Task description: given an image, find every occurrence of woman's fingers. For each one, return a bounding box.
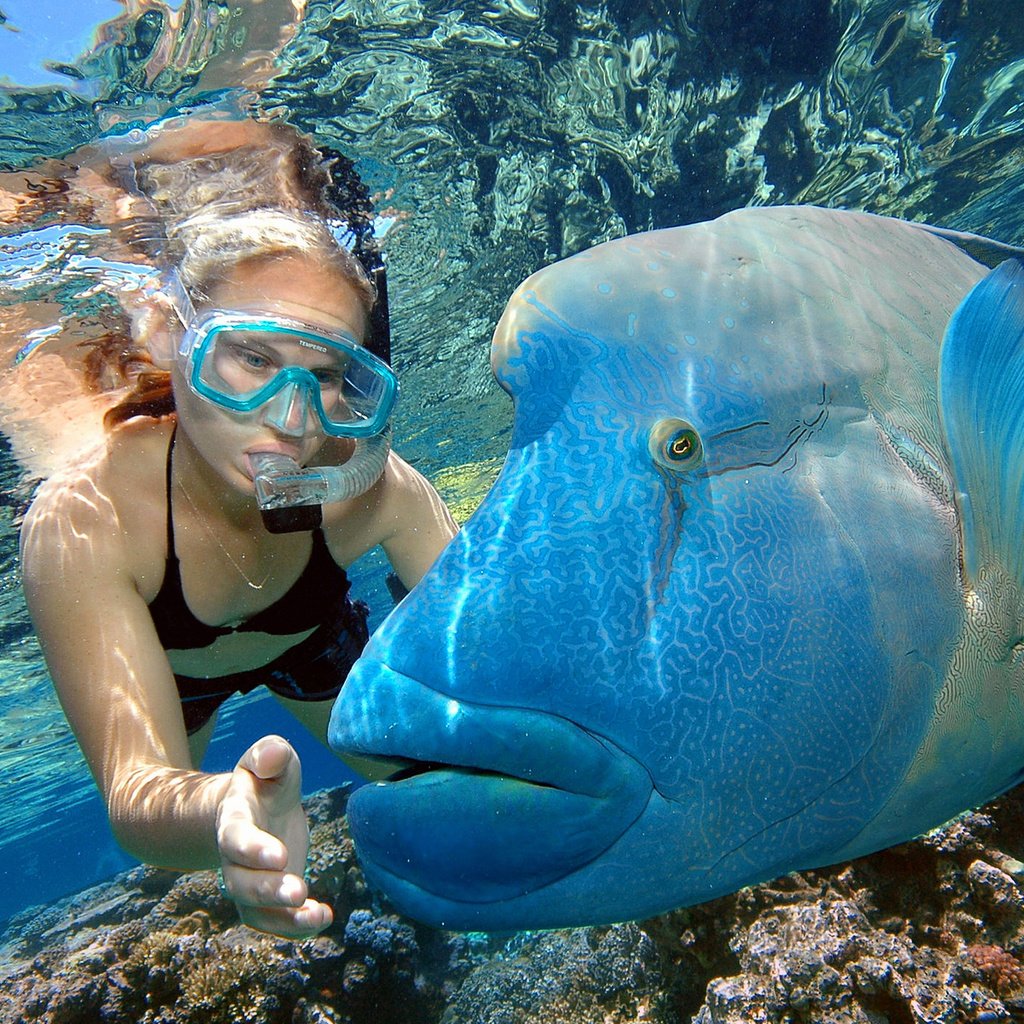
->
[239,733,297,783]
[218,735,307,866]
[221,860,334,938]
[219,860,306,908]
[233,734,303,818]
[237,898,334,940]
[217,810,290,871]
[215,735,330,938]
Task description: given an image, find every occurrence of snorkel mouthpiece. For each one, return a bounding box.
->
[251,429,392,534]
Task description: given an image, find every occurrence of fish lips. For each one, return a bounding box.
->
[329,661,652,917]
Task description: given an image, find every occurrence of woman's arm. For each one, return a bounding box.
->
[20,469,330,937]
[22,470,223,863]
[370,451,459,588]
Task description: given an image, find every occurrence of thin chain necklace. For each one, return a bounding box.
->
[172,441,272,592]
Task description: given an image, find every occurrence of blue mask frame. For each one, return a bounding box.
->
[180,310,398,438]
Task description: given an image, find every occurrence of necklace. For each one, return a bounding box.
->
[173,454,273,592]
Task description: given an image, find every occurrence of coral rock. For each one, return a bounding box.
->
[440,924,671,1024]
[5,785,1024,1023]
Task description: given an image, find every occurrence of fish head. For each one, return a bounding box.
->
[330,215,964,930]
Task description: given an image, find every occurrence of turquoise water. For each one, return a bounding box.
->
[0,0,1022,930]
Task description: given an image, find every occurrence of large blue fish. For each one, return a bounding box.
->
[329,206,1024,931]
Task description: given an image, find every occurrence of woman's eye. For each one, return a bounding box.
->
[313,368,345,388]
[227,344,272,371]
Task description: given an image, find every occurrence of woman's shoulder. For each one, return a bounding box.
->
[104,416,176,484]
[22,418,173,566]
[376,449,451,515]
[30,418,171,501]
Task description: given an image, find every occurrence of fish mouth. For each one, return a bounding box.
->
[329,660,652,914]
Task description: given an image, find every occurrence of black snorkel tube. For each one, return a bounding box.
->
[253,246,394,534]
[359,248,391,366]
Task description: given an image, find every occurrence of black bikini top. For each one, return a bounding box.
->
[148,431,352,651]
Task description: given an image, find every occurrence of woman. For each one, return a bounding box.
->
[19,200,456,939]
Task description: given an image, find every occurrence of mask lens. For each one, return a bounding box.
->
[202,329,285,399]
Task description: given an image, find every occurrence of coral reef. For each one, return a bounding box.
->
[441,924,670,1024]
[5,782,1024,1023]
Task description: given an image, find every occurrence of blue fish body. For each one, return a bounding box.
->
[330,206,1024,931]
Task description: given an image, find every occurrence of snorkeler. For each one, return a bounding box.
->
[17,128,457,939]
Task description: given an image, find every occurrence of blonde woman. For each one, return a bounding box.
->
[20,203,456,939]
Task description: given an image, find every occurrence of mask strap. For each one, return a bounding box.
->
[357,249,391,365]
[161,268,197,349]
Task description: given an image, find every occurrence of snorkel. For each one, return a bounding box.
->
[250,430,391,532]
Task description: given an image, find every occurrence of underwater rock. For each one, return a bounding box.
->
[664,785,1024,1023]
[695,897,964,1023]
[4,782,1024,1022]
[441,924,670,1024]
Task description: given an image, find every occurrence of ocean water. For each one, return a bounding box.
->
[0,0,1021,933]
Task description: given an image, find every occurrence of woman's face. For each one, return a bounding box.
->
[171,253,370,493]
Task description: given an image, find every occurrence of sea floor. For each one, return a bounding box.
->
[1,784,1022,1023]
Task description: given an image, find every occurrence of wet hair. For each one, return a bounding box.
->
[173,206,374,310]
[104,129,380,429]
[122,122,377,256]
[102,363,176,427]
[135,131,333,227]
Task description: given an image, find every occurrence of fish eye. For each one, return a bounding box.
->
[648,417,704,472]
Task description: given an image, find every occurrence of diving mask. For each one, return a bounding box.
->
[173,303,398,532]
[178,309,397,437]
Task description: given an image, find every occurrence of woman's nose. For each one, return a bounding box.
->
[261,381,313,436]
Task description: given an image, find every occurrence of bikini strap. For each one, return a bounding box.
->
[164,425,178,564]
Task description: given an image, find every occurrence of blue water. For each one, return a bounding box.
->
[0,0,1022,932]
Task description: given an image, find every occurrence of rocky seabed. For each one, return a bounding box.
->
[2,786,1023,1024]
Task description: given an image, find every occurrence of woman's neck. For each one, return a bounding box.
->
[171,426,263,532]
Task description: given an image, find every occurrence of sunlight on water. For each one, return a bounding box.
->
[0,0,1021,927]
[0,0,128,90]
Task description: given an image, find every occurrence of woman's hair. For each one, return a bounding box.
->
[104,206,376,429]
[174,206,374,307]
[132,123,344,226]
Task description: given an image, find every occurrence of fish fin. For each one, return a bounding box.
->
[939,258,1024,584]
[920,224,1024,269]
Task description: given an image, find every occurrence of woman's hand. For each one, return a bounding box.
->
[215,735,333,938]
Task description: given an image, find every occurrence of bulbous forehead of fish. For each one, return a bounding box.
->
[490,232,837,424]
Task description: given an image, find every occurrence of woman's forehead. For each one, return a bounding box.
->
[203,255,368,335]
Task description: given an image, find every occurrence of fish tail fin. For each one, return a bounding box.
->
[939,258,1024,585]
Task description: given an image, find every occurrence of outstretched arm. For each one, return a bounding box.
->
[21,466,330,938]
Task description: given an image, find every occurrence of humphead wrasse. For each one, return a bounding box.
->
[330,206,1024,931]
